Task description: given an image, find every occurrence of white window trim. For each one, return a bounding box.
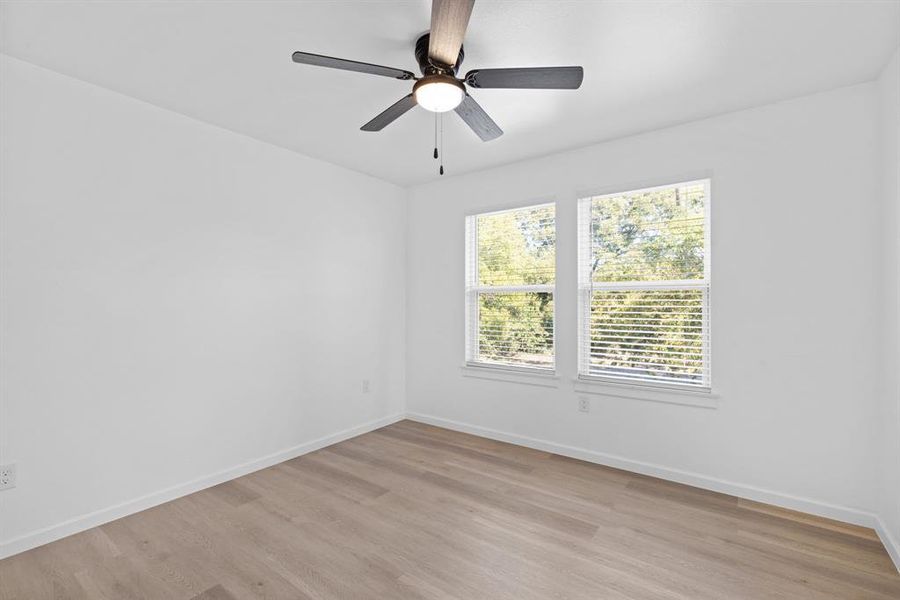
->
[573,376,719,408]
[460,364,561,388]
[577,179,712,392]
[465,202,557,373]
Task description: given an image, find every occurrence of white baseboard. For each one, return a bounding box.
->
[874,516,900,574]
[4,410,899,575]
[405,413,885,534]
[408,412,900,573]
[0,412,404,560]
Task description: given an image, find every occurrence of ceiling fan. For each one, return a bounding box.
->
[291,0,584,145]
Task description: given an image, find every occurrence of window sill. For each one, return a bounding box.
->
[573,376,719,408]
[460,364,560,388]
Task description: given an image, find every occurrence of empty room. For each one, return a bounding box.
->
[1,0,900,598]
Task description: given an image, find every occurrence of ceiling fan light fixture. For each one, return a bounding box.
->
[413,76,465,112]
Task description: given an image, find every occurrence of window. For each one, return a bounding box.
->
[578,180,710,389]
[466,203,555,371]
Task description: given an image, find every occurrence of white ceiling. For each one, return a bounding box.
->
[2,1,898,186]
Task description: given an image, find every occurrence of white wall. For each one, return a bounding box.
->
[0,54,407,556]
[879,47,900,564]
[1,44,896,566]
[406,82,883,524]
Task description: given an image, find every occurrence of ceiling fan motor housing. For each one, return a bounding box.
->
[415,33,464,75]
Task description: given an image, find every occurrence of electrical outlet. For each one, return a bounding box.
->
[578,397,590,413]
[362,379,370,393]
[0,463,16,491]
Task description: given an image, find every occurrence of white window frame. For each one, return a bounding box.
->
[577,179,711,392]
[465,202,557,374]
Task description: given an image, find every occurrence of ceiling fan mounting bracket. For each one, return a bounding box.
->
[415,33,464,76]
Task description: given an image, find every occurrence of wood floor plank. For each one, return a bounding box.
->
[2,420,898,600]
[191,585,239,600]
[736,498,882,541]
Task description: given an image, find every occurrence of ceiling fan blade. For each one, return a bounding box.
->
[465,66,584,89]
[360,94,418,131]
[454,93,502,142]
[292,51,415,80]
[429,0,475,67]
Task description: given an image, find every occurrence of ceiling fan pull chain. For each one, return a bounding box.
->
[439,113,445,175]
[434,112,439,159]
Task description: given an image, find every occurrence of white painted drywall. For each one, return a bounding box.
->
[0,54,407,554]
[406,83,883,522]
[1,44,897,567]
[879,47,900,562]
[4,1,899,186]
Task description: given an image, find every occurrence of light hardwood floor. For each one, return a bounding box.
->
[2,420,898,599]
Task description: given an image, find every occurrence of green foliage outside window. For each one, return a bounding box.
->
[589,184,707,384]
[470,184,707,383]
[476,206,554,367]
[591,185,704,282]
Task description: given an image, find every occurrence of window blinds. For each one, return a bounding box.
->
[466,204,556,370]
[578,181,710,388]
